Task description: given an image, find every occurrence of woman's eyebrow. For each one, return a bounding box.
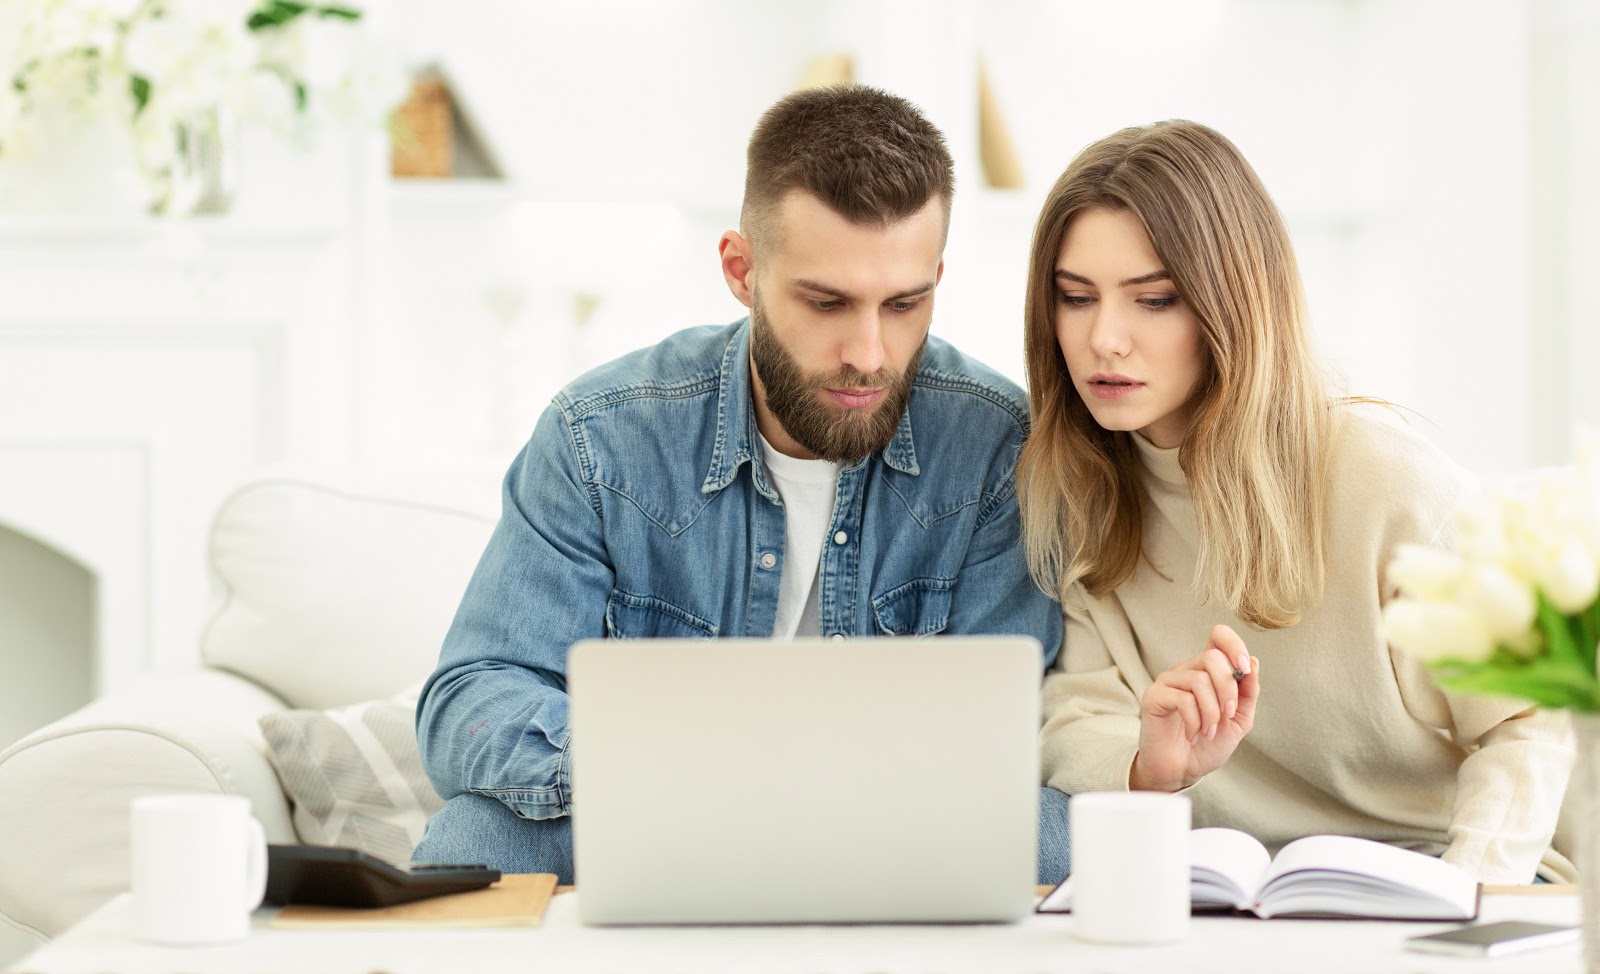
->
[1054,268,1170,287]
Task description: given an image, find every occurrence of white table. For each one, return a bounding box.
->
[7,890,1585,974]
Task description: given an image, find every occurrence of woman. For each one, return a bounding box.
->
[1019,120,1573,883]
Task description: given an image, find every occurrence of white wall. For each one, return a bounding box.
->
[1531,0,1600,466]
[372,0,1587,475]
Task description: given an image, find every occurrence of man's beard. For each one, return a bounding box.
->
[750,294,923,465]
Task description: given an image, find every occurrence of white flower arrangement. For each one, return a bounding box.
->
[1,0,405,208]
[1384,430,1600,710]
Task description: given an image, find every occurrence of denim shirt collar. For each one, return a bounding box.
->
[700,318,920,498]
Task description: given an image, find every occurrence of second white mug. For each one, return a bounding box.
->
[1068,791,1191,944]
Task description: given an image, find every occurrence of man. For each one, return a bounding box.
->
[413,84,1066,883]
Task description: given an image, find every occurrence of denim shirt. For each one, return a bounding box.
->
[416,319,1063,820]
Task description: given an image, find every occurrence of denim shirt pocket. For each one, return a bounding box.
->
[871,577,954,636]
[605,589,719,638]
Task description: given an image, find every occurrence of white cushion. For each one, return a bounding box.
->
[200,469,500,710]
[260,687,443,866]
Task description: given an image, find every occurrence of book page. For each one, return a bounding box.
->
[1189,827,1270,910]
[1036,877,1073,912]
[1035,827,1270,914]
[1254,836,1477,920]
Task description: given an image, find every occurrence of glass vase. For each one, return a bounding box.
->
[150,107,239,217]
[1576,713,1600,974]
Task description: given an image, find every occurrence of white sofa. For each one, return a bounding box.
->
[0,468,501,942]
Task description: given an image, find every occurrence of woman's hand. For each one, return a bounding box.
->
[1129,624,1260,793]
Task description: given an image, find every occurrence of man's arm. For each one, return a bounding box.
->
[944,484,1064,668]
[415,402,612,820]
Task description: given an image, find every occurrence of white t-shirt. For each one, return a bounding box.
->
[758,432,842,640]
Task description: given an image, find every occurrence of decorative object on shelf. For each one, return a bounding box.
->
[1383,428,1600,973]
[794,52,1022,189]
[1,0,406,216]
[976,58,1023,189]
[391,70,452,178]
[388,65,502,181]
[798,52,854,89]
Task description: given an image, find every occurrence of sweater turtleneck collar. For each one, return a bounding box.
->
[1130,431,1187,487]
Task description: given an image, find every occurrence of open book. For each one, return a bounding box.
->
[1038,829,1480,921]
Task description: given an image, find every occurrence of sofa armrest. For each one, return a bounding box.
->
[0,668,297,939]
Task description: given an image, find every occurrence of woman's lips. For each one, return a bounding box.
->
[827,388,886,409]
[1086,380,1145,400]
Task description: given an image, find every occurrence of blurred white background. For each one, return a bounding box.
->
[0,3,1597,957]
[366,0,1600,474]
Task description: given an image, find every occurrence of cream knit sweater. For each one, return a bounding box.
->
[1040,407,1576,883]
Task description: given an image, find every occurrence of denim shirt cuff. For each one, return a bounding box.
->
[477,736,573,821]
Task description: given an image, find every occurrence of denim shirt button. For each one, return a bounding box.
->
[830,633,846,642]
[760,552,777,569]
[833,530,848,545]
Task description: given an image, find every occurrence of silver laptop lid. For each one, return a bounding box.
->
[568,636,1042,925]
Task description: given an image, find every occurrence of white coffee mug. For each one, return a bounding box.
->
[130,794,267,945]
[1068,791,1190,944]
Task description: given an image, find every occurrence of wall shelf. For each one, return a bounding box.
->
[386,178,520,214]
[0,216,342,254]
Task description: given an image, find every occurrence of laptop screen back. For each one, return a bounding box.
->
[568,636,1042,924]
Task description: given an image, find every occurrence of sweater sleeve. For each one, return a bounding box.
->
[1438,701,1574,883]
[1367,419,1577,883]
[1040,583,1144,794]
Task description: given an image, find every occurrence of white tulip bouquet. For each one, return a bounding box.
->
[1384,432,1600,711]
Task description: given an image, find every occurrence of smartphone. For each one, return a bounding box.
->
[1404,920,1579,957]
[264,844,501,909]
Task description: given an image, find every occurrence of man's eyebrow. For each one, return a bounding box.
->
[1055,269,1172,288]
[790,279,936,302]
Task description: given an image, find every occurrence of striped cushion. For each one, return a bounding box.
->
[259,688,442,864]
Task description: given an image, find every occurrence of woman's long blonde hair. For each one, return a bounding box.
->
[1017,120,1333,630]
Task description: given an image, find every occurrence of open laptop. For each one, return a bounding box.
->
[566,635,1042,925]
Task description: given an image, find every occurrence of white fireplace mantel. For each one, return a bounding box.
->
[0,214,366,693]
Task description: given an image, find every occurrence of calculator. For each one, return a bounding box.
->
[264,844,501,908]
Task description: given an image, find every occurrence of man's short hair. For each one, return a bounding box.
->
[741,84,955,254]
